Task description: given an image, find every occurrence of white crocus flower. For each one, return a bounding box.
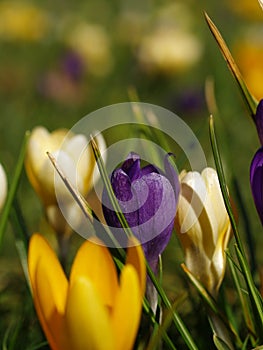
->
[175,167,231,297]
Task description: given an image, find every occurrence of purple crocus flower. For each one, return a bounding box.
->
[102,152,179,273]
[250,100,263,225]
[255,99,263,146]
[250,147,263,225]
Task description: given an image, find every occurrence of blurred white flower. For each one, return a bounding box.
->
[65,23,113,77]
[25,126,106,235]
[0,163,7,212]
[259,0,263,10]
[0,2,49,42]
[137,26,203,75]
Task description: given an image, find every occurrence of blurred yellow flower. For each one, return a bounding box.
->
[65,23,113,77]
[234,32,263,100]
[25,126,106,234]
[0,2,49,42]
[28,233,146,350]
[225,0,263,20]
[137,26,203,75]
[175,168,231,296]
[0,163,7,211]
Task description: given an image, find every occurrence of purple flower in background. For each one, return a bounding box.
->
[250,100,263,225]
[255,99,263,145]
[250,147,263,225]
[102,152,179,272]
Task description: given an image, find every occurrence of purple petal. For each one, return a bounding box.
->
[250,147,263,224]
[255,100,263,146]
[111,169,132,201]
[140,164,159,176]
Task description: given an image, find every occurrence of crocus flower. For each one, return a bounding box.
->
[25,126,106,234]
[28,233,146,350]
[250,100,263,225]
[102,152,179,273]
[175,167,231,297]
[254,99,263,146]
[250,147,263,224]
[0,163,7,211]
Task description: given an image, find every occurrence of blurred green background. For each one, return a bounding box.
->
[0,0,263,348]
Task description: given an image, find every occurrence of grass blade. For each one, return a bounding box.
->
[0,131,30,249]
[204,12,258,117]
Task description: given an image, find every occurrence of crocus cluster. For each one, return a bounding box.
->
[28,233,146,350]
[102,152,179,273]
[175,167,231,297]
[25,126,106,235]
[250,99,263,225]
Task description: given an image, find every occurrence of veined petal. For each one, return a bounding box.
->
[126,237,146,297]
[111,265,142,350]
[66,276,115,350]
[250,147,263,224]
[28,234,69,350]
[70,239,118,307]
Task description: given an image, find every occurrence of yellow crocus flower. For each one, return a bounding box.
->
[28,233,146,350]
[175,167,231,297]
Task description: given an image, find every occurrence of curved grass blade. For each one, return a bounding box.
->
[209,115,263,340]
[213,334,233,350]
[204,13,258,117]
[227,250,256,338]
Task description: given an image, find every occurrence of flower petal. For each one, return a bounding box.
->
[28,234,69,350]
[70,239,118,307]
[66,276,115,350]
[255,99,263,145]
[111,265,142,350]
[250,147,263,224]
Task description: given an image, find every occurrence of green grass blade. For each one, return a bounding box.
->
[213,335,233,350]
[235,244,263,338]
[204,13,258,118]
[209,115,263,340]
[209,116,244,254]
[227,249,256,337]
[0,131,30,250]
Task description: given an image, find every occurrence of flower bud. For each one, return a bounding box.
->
[175,167,231,296]
[102,152,179,272]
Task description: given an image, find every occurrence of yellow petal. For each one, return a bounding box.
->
[70,239,118,307]
[28,234,69,350]
[65,276,115,350]
[111,265,142,350]
[126,237,146,297]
